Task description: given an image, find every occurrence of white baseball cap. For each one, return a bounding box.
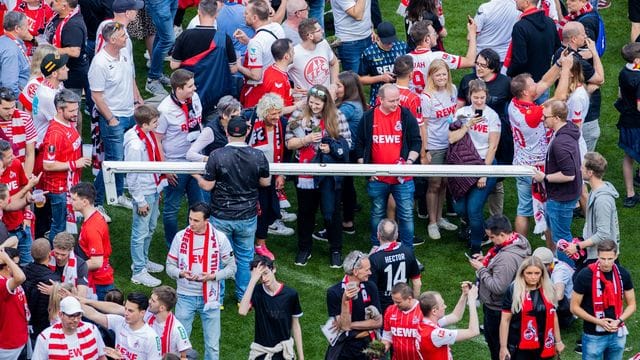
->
[60,297,84,315]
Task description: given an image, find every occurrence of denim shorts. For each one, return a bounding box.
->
[515,176,533,217]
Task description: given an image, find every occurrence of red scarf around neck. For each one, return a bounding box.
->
[557,2,593,37]
[298,117,325,180]
[52,5,80,48]
[249,118,283,163]
[504,8,544,68]
[519,288,556,358]
[483,232,518,267]
[180,223,219,307]
[589,261,624,325]
[148,312,175,355]
[170,92,200,133]
[134,125,166,186]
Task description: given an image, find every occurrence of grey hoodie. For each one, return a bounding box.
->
[583,181,620,260]
[477,233,532,310]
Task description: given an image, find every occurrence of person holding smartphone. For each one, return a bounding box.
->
[449,79,501,255]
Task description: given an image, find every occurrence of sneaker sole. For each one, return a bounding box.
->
[413,241,425,246]
[343,229,355,235]
[294,254,311,266]
[417,214,428,219]
[268,231,295,236]
[312,235,328,241]
[329,264,342,269]
[131,278,161,287]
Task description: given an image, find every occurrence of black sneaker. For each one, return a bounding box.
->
[574,345,582,354]
[294,251,311,266]
[330,252,342,268]
[413,236,425,246]
[342,225,355,235]
[573,207,584,218]
[312,229,328,241]
[623,194,640,208]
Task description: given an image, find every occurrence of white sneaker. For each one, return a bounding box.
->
[96,205,112,223]
[427,223,441,240]
[280,210,297,223]
[114,195,133,210]
[268,220,294,236]
[131,269,161,287]
[144,50,150,60]
[174,25,183,39]
[437,218,458,231]
[146,261,164,273]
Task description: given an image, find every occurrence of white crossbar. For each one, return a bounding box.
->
[102,161,534,205]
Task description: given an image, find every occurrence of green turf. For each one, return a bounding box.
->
[86,1,640,358]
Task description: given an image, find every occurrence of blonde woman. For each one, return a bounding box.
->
[421,59,458,240]
[499,256,565,360]
[285,85,351,268]
[19,44,57,112]
[47,282,76,325]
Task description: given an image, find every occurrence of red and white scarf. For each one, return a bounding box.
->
[519,288,556,358]
[65,148,80,234]
[48,250,78,285]
[297,117,324,189]
[504,8,544,68]
[178,223,220,310]
[590,261,624,331]
[248,118,284,163]
[5,33,30,65]
[483,232,518,267]
[170,92,201,134]
[557,2,594,38]
[341,275,371,314]
[52,5,80,48]
[532,164,548,234]
[135,125,168,192]
[147,312,175,355]
[47,321,100,359]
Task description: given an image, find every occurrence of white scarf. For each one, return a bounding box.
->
[48,250,78,285]
[177,223,220,310]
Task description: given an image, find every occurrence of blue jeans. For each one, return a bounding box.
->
[94,115,134,206]
[163,173,204,248]
[210,216,257,301]
[308,0,324,29]
[130,193,160,274]
[582,333,626,360]
[175,294,220,360]
[453,177,497,254]
[367,180,415,248]
[95,284,115,301]
[10,226,33,265]
[146,0,177,79]
[545,198,578,266]
[48,192,67,242]
[337,37,372,73]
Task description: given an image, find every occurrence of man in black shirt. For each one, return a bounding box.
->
[368,218,421,313]
[50,231,90,297]
[239,255,304,360]
[194,116,270,302]
[325,250,382,360]
[570,239,636,359]
[170,0,237,118]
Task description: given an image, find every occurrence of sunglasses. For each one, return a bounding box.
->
[308,87,327,99]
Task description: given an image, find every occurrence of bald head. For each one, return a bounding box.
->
[562,21,586,45]
[286,0,307,17]
[31,238,51,263]
[377,218,399,243]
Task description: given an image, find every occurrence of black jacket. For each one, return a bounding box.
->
[355,106,422,164]
[507,9,561,81]
[23,263,60,338]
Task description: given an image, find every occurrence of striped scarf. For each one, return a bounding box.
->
[47,321,100,359]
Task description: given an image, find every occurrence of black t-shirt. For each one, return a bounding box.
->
[79,0,114,40]
[405,11,442,51]
[368,243,420,312]
[204,143,270,220]
[617,67,640,128]
[0,222,10,245]
[552,47,601,123]
[46,13,89,89]
[502,285,550,350]
[54,256,90,287]
[171,27,237,64]
[251,284,302,353]
[573,265,634,335]
[327,280,381,321]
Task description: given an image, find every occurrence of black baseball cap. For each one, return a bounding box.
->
[41,53,69,77]
[227,116,248,137]
[112,0,144,13]
[377,22,398,45]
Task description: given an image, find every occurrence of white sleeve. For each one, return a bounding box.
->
[488,111,501,133]
[92,324,106,356]
[31,332,49,360]
[430,326,458,347]
[186,127,214,162]
[147,332,162,360]
[106,314,125,332]
[171,321,193,352]
[87,61,106,92]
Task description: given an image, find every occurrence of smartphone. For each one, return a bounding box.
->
[464,252,472,260]
[475,109,483,117]
[467,15,473,24]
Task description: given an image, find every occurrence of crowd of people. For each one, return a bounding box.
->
[0,0,638,357]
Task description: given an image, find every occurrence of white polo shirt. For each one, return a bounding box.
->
[88,49,135,117]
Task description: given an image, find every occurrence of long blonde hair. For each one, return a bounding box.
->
[48,282,76,322]
[301,85,340,139]
[511,256,557,313]
[30,44,58,77]
[426,59,454,96]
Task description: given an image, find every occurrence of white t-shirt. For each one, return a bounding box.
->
[107,314,162,360]
[282,22,302,46]
[567,86,589,159]
[32,81,62,146]
[167,227,234,299]
[454,105,501,159]
[245,22,285,85]
[474,0,521,61]
[88,49,135,117]
[409,48,461,94]
[288,40,335,90]
[95,20,134,61]
[143,312,192,354]
[508,99,549,166]
[156,93,203,161]
[550,260,574,300]
[421,87,457,151]
[32,323,106,360]
[330,0,372,41]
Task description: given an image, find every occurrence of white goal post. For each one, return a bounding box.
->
[102,161,535,205]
